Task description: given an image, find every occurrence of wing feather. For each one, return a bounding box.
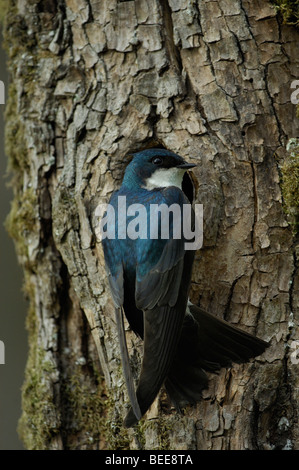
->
[115,307,141,422]
[104,262,141,422]
[125,248,195,427]
[135,237,186,310]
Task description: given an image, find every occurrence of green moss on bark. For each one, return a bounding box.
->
[61,363,108,449]
[18,347,60,450]
[3,1,38,259]
[3,0,52,449]
[0,0,9,23]
[137,416,172,450]
[5,188,38,259]
[272,0,299,26]
[281,139,299,234]
[104,412,131,450]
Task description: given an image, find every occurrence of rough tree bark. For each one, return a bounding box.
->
[3,0,299,450]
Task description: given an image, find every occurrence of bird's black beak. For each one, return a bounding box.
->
[177,163,197,170]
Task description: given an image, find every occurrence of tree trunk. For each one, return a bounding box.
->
[4,0,299,450]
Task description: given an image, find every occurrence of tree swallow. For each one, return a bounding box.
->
[101,148,269,427]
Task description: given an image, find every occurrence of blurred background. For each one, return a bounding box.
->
[0,24,28,450]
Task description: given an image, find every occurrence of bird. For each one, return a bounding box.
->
[101,148,269,427]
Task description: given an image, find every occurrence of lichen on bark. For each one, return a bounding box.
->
[280,138,299,233]
[3,0,107,449]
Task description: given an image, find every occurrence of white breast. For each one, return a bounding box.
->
[143,168,186,190]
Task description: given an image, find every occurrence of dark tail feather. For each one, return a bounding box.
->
[165,361,209,408]
[165,303,269,409]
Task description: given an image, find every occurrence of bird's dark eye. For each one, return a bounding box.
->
[152,156,162,165]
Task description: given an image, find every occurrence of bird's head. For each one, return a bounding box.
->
[122,148,196,191]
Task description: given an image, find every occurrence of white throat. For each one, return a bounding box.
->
[143,168,186,190]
